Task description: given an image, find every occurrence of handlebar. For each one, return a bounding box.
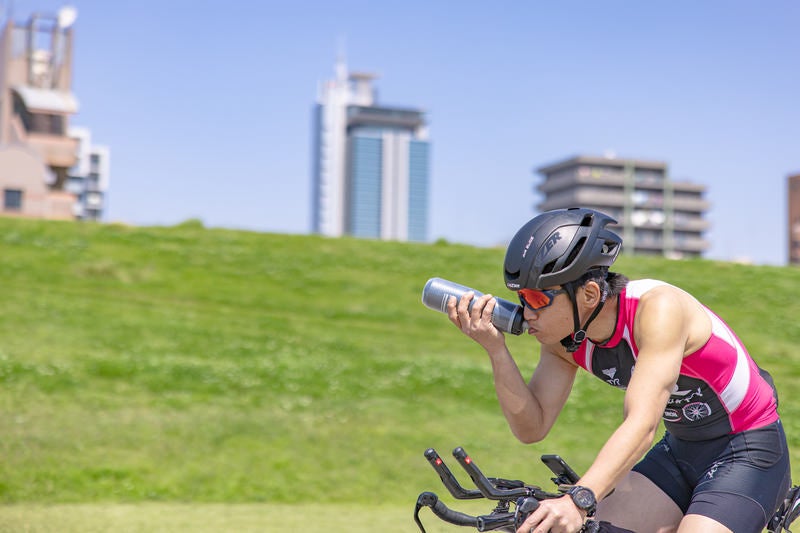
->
[476,512,516,532]
[452,447,531,500]
[424,448,484,500]
[415,492,479,529]
[414,447,583,533]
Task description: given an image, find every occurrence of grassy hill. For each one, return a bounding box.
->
[1,217,799,528]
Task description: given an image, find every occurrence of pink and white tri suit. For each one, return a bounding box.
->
[570,279,778,441]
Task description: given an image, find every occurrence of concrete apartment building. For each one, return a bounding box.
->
[789,173,800,265]
[0,8,109,221]
[68,126,110,221]
[311,59,430,242]
[536,155,710,258]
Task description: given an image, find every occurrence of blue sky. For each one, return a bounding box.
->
[10,1,800,264]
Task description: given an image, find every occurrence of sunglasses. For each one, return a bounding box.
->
[518,288,567,311]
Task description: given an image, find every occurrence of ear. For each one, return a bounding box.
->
[581,280,602,307]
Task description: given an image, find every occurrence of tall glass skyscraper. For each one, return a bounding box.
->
[311,60,430,241]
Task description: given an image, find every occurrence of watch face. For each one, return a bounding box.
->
[572,487,595,509]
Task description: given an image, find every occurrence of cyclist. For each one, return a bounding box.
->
[446,207,791,533]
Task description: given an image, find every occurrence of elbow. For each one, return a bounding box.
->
[512,427,547,445]
[625,416,661,451]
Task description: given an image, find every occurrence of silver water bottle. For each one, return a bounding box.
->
[421,277,528,335]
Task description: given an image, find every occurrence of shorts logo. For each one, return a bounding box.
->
[706,461,723,479]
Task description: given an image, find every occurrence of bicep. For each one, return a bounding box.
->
[625,289,690,422]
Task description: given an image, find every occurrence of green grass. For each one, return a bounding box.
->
[0,503,467,533]
[1,217,799,530]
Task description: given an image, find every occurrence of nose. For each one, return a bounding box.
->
[523,306,539,321]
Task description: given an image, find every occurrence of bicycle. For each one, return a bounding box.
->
[414,446,800,533]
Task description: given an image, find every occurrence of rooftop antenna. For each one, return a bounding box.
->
[335,34,347,82]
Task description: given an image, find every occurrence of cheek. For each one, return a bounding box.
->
[541,305,575,334]
[526,306,573,336]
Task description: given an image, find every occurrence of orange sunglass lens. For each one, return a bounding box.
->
[519,289,550,309]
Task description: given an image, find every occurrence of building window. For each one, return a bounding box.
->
[4,189,22,211]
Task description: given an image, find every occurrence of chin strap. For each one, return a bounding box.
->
[560,281,608,353]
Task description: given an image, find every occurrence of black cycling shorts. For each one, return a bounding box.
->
[633,420,791,532]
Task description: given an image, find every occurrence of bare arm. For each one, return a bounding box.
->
[577,286,693,499]
[448,293,576,443]
[490,343,577,443]
[517,286,697,533]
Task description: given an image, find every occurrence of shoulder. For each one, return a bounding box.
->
[636,282,693,319]
[633,282,707,352]
[624,279,670,299]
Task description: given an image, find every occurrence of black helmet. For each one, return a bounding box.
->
[504,208,622,290]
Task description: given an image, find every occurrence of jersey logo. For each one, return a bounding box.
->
[671,383,696,396]
[683,402,712,421]
[668,386,704,405]
[663,408,682,423]
[601,367,621,386]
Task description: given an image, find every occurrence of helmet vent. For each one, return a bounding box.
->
[580,213,594,227]
[602,240,620,255]
[564,237,587,267]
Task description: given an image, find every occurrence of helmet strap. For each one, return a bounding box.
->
[560,280,608,353]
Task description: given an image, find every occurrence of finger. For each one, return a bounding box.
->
[456,292,474,316]
[469,293,491,320]
[446,295,460,324]
[521,517,553,533]
[482,295,496,319]
[517,509,549,533]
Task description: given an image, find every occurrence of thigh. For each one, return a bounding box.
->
[688,421,791,532]
[677,513,731,533]
[596,471,683,533]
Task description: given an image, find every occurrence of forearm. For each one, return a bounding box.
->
[486,346,554,443]
[577,417,659,499]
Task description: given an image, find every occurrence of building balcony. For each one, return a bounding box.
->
[538,190,628,211]
[673,217,711,232]
[538,188,709,215]
[539,172,705,197]
[630,236,709,255]
[672,237,710,253]
[538,173,626,193]
[26,132,79,168]
[671,196,711,212]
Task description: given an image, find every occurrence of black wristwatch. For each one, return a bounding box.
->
[568,485,597,517]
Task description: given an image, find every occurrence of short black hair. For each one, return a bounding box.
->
[567,268,628,297]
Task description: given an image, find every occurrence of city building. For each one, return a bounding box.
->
[0,7,108,221]
[311,59,430,241]
[789,173,800,266]
[535,155,710,258]
[67,126,110,221]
